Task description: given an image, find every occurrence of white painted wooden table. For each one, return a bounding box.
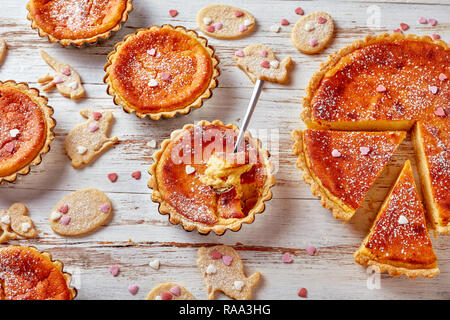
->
[0,0,448,300]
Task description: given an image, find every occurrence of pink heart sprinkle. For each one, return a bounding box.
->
[439,73,448,81]
[376,84,387,92]
[235,50,245,57]
[131,171,141,180]
[92,112,102,121]
[108,173,118,182]
[318,16,327,24]
[305,246,316,256]
[259,50,268,58]
[309,39,319,47]
[331,149,341,158]
[282,252,293,263]
[59,205,69,214]
[418,17,427,24]
[109,265,120,277]
[89,123,99,132]
[360,147,371,155]
[148,48,156,56]
[169,286,180,296]
[428,18,437,26]
[169,9,178,17]
[60,215,71,225]
[161,292,172,300]
[161,72,171,81]
[260,60,270,68]
[393,29,402,34]
[4,142,15,153]
[400,23,409,31]
[239,25,248,32]
[434,107,446,117]
[431,34,440,40]
[281,19,290,26]
[298,287,308,298]
[210,249,223,260]
[100,203,110,213]
[128,284,139,295]
[213,22,223,30]
[295,7,304,15]
[235,10,244,17]
[222,255,233,266]
[206,25,215,33]
[429,85,438,94]
[62,68,71,76]
[53,76,64,84]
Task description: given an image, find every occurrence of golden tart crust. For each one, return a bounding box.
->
[292,129,406,221]
[104,25,220,120]
[0,246,77,300]
[354,161,439,279]
[0,80,55,183]
[148,120,275,235]
[26,0,133,46]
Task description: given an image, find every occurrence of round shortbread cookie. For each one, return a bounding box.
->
[49,188,112,236]
[145,283,195,300]
[291,11,334,54]
[235,45,292,84]
[197,4,255,40]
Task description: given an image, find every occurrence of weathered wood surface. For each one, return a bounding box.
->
[0,0,448,300]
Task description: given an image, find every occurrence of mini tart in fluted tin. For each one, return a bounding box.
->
[104,25,220,120]
[26,0,133,47]
[0,80,55,184]
[0,246,77,300]
[148,120,275,235]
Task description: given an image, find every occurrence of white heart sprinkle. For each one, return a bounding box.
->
[147,140,156,148]
[206,264,217,275]
[203,17,212,25]
[185,165,196,175]
[50,211,62,221]
[77,146,87,155]
[233,280,244,291]
[66,81,77,89]
[243,19,252,26]
[398,215,409,225]
[149,79,159,87]
[149,259,160,270]
[304,22,315,32]
[1,215,11,225]
[270,60,280,68]
[270,24,280,33]
[21,222,31,233]
[9,129,20,138]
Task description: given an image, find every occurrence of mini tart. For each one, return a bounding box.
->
[26,0,133,46]
[292,129,406,221]
[0,80,55,183]
[104,25,220,120]
[302,33,448,130]
[354,161,439,279]
[0,246,77,300]
[148,120,275,235]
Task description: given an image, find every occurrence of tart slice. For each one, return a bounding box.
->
[148,120,275,235]
[0,80,55,183]
[104,25,220,119]
[0,246,77,300]
[412,120,450,234]
[354,160,439,278]
[26,0,133,46]
[292,129,406,221]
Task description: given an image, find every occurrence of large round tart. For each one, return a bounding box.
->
[26,0,133,46]
[148,120,275,235]
[0,246,76,300]
[0,81,55,183]
[104,25,220,120]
